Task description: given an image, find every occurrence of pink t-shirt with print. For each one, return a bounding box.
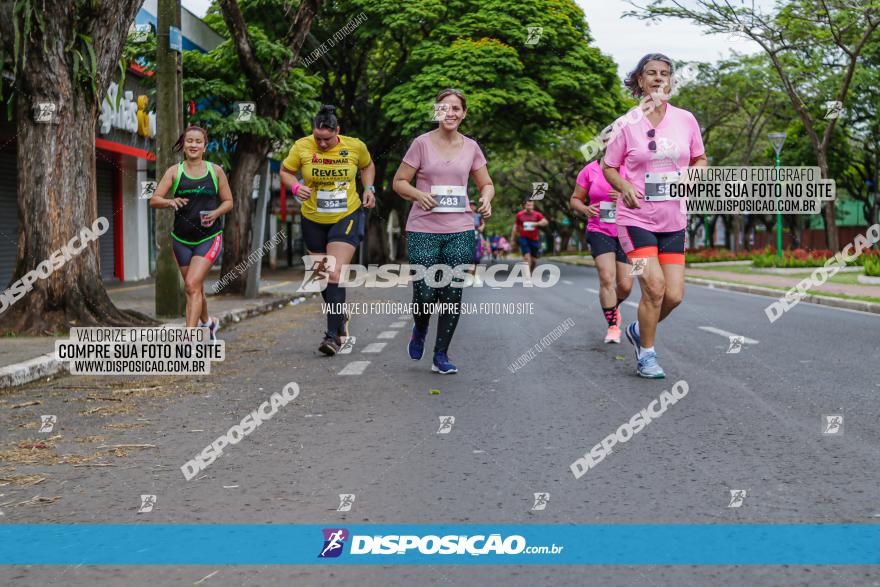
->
[603,103,705,233]
[576,160,627,238]
[403,132,488,234]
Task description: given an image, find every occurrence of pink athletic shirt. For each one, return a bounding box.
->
[576,161,627,237]
[603,103,705,233]
[403,132,488,234]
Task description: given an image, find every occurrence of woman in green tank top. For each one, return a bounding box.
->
[149,126,233,337]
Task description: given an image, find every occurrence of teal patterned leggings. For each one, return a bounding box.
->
[406,230,475,354]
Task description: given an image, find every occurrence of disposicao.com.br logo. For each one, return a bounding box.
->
[318,529,564,558]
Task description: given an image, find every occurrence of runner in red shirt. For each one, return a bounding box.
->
[511,200,548,277]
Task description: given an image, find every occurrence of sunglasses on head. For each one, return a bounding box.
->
[647,129,656,152]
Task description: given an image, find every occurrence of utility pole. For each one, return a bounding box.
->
[155,0,186,317]
[768,132,787,258]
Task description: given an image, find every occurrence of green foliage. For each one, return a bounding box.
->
[864,254,880,276]
[181,0,321,165]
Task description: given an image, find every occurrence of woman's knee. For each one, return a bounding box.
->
[184,278,203,296]
[641,276,665,302]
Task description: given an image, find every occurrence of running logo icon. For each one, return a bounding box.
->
[337,494,356,512]
[39,415,57,433]
[34,102,57,123]
[822,414,843,435]
[824,101,843,120]
[525,26,543,46]
[432,103,449,122]
[629,258,648,276]
[727,336,744,354]
[530,182,548,201]
[318,528,349,558]
[531,492,550,511]
[236,101,256,122]
[727,490,746,508]
[437,416,455,434]
[298,255,336,293]
[337,336,356,354]
[140,181,157,200]
[138,494,157,513]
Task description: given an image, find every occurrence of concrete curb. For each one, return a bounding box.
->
[684,278,880,315]
[0,292,315,390]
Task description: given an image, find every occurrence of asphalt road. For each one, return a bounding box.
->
[1,260,878,586]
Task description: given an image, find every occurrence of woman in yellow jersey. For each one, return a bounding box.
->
[279,105,376,355]
[149,126,233,340]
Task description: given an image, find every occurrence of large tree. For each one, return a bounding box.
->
[304,0,625,261]
[0,0,154,334]
[182,0,321,295]
[629,0,880,251]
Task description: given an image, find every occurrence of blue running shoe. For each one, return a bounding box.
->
[431,352,458,374]
[624,322,640,362]
[637,350,666,379]
[408,325,427,360]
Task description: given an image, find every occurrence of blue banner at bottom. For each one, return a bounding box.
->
[0,524,878,565]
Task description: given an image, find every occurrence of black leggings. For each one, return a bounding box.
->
[407,230,475,354]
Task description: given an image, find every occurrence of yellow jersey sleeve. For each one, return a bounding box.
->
[354,138,371,168]
[282,141,303,172]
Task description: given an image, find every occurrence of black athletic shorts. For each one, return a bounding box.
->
[172,233,222,267]
[618,225,686,265]
[586,231,629,264]
[301,208,365,252]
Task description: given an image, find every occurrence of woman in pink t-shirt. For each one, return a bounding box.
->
[602,53,708,379]
[570,160,633,344]
[392,88,495,374]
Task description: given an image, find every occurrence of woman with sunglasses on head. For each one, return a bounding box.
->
[393,88,495,374]
[279,105,376,356]
[602,53,707,379]
[149,125,233,340]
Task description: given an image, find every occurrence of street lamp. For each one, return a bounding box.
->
[768,132,787,258]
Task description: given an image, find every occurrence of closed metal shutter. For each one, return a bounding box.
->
[0,149,18,288]
[95,160,117,281]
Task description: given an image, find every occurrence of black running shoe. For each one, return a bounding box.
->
[318,335,341,356]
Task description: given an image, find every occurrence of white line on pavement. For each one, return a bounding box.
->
[339,361,370,375]
[389,322,407,328]
[563,280,573,285]
[698,326,759,344]
[624,301,638,308]
[585,288,599,294]
[377,330,398,339]
[361,343,386,353]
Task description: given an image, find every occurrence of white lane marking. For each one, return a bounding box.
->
[563,280,573,285]
[377,330,398,339]
[585,288,599,294]
[624,301,638,308]
[698,326,759,344]
[339,361,370,375]
[361,342,386,353]
[389,321,407,328]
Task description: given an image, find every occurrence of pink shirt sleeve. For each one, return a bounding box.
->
[603,117,628,169]
[576,165,591,190]
[471,142,487,171]
[402,136,423,169]
[689,113,705,159]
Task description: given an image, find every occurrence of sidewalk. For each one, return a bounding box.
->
[0,266,308,388]
[686,267,880,299]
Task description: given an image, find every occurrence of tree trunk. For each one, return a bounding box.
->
[0,0,154,335]
[218,133,270,294]
[817,152,839,251]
